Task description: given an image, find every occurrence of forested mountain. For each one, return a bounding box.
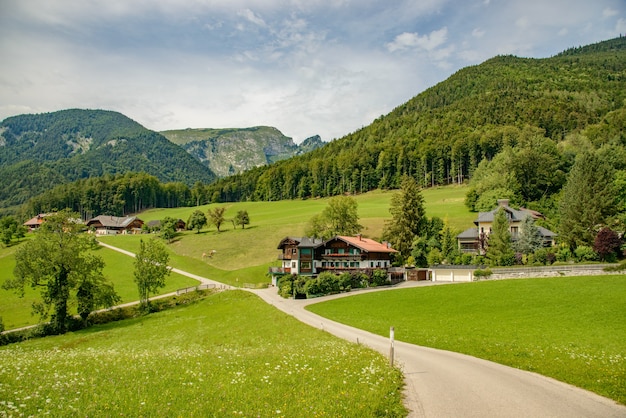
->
[160,127,324,177]
[204,37,626,211]
[0,109,216,212]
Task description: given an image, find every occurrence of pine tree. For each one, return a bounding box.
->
[382,176,427,257]
[559,152,617,249]
[514,215,543,255]
[486,207,515,266]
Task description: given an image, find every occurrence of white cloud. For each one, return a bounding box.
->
[0,0,624,143]
[386,27,448,52]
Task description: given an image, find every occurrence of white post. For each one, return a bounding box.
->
[389,326,395,366]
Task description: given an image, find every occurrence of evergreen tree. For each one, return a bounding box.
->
[382,176,427,257]
[513,215,543,255]
[559,152,617,249]
[486,207,515,266]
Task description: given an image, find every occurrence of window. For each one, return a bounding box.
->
[338,248,345,255]
[301,262,311,270]
[291,262,296,268]
[301,248,311,255]
[325,249,332,255]
[292,248,297,254]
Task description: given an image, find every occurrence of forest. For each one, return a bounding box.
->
[0,109,216,214]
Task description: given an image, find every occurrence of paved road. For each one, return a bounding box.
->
[250,283,626,418]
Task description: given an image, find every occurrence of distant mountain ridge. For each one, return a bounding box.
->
[160,127,324,177]
[0,109,216,211]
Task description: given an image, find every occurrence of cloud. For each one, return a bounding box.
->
[386,27,448,52]
[237,8,267,28]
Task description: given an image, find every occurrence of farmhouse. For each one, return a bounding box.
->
[86,215,144,235]
[23,213,48,230]
[273,235,398,277]
[457,199,556,254]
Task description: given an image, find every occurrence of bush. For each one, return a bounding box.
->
[460,253,474,265]
[371,269,389,287]
[574,246,598,262]
[474,268,493,278]
[556,247,572,262]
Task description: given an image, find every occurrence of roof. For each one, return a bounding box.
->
[86,215,142,228]
[333,235,398,253]
[23,214,47,227]
[277,236,324,249]
[475,202,544,225]
[457,228,479,240]
[537,226,557,238]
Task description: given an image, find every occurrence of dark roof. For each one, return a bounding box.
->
[457,228,479,240]
[87,215,142,228]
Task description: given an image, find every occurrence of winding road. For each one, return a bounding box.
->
[101,242,626,417]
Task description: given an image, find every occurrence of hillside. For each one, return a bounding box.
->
[204,37,626,207]
[161,127,324,177]
[0,109,217,212]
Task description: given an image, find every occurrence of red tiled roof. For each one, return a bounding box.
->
[335,235,398,253]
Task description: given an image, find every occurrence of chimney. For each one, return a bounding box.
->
[357,234,362,241]
[497,199,509,207]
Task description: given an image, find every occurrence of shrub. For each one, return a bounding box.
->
[594,227,622,262]
[460,253,474,265]
[556,247,572,262]
[574,246,598,262]
[370,269,389,287]
[474,268,493,278]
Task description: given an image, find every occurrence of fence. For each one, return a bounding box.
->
[176,283,217,295]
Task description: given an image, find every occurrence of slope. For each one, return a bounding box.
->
[0,109,216,211]
[205,36,626,205]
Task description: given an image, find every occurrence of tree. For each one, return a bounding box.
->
[559,152,617,249]
[160,217,177,242]
[594,227,622,262]
[4,210,119,333]
[208,207,226,232]
[305,195,362,239]
[233,210,250,229]
[486,207,515,266]
[134,238,171,311]
[382,176,427,257]
[187,210,207,234]
[0,216,18,246]
[513,215,543,255]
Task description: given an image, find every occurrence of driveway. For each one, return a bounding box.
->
[250,283,626,417]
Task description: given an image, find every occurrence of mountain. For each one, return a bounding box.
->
[204,36,626,204]
[160,127,324,177]
[0,109,216,211]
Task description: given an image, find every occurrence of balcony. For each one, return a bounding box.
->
[320,254,363,261]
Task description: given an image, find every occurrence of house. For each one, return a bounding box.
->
[86,215,144,235]
[457,199,557,254]
[273,235,398,278]
[23,214,48,230]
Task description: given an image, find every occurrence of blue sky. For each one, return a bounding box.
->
[0,0,624,143]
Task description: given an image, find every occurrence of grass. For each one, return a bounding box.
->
[0,244,198,330]
[306,275,626,404]
[1,185,472,330]
[0,290,406,417]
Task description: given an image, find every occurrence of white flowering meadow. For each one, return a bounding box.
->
[0,291,406,417]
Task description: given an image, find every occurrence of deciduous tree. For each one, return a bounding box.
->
[187,210,207,234]
[305,196,362,240]
[4,210,119,333]
[233,210,250,229]
[208,207,226,232]
[134,238,171,311]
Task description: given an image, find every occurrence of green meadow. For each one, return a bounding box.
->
[1,185,471,330]
[0,291,406,417]
[307,276,626,404]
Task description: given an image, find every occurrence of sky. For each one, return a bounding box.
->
[0,1,625,143]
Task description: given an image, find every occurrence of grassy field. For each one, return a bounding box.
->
[0,244,198,330]
[0,290,406,417]
[306,276,626,404]
[1,185,471,330]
